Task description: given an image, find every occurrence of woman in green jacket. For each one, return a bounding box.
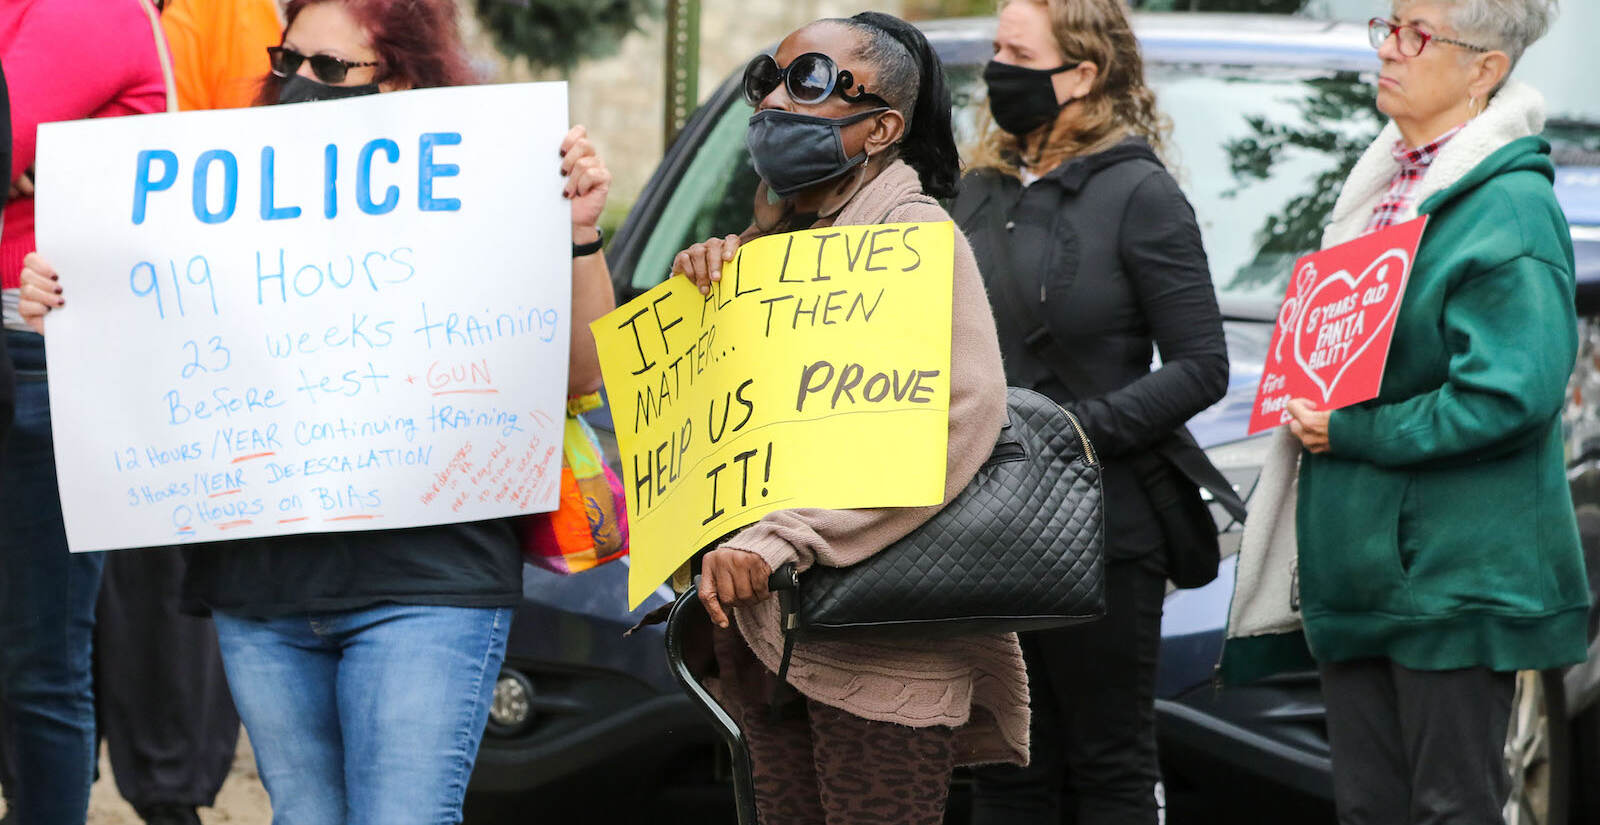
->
[1237,0,1584,822]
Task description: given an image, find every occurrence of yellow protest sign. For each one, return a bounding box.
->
[592,222,956,608]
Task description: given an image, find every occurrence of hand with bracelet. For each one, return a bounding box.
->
[560,124,619,396]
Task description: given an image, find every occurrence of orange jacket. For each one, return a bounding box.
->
[160,0,282,111]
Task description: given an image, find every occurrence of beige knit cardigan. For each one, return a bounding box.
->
[721,160,1030,767]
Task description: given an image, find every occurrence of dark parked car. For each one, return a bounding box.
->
[466,13,1600,825]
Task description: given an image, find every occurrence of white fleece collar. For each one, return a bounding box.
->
[1323,80,1546,247]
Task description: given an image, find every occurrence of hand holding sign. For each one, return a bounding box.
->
[17,253,62,335]
[1249,216,1429,436]
[1286,399,1331,453]
[560,125,611,232]
[674,234,743,295]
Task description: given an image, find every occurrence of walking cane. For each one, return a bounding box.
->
[664,581,760,825]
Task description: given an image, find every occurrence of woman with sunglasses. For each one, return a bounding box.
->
[18,0,616,822]
[956,2,1227,823]
[672,13,1026,825]
[1231,2,1582,823]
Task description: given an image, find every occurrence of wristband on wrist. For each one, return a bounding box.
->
[572,227,604,258]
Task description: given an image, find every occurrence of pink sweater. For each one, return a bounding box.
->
[0,0,168,288]
[725,161,1030,766]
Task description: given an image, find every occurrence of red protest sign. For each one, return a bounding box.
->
[1248,216,1429,436]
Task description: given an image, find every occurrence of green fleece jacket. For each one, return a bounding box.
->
[1297,132,1589,671]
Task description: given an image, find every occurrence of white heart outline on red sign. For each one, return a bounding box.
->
[1292,247,1412,404]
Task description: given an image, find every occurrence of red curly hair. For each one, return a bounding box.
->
[256,0,478,104]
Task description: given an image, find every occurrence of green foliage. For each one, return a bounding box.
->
[474,0,660,73]
[901,0,1002,19]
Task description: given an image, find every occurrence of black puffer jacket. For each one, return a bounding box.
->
[954,137,1228,565]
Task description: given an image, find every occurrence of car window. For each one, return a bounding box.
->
[954,62,1380,310]
[1147,66,1381,308]
[628,61,1381,311]
[632,100,761,292]
[943,62,987,150]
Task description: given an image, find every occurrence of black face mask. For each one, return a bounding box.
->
[745,107,889,199]
[983,60,1081,136]
[276,73,381,105]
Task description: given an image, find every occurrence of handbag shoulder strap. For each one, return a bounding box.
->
[769,564,801,719]
[141,0,180,114]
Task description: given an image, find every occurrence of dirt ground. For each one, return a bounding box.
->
[0,729,271,825]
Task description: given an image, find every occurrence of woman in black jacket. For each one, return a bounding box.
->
[960,2,1228,823]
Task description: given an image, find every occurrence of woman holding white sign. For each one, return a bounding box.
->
[1230,1,1586,823]
[671,13,1025,825]
[18,0,617,822]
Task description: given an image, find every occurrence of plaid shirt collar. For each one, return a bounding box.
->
[1391,123,1465,169]
[1365,123,1467,232]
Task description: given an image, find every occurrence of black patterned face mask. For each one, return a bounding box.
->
[276,74,380,105]
[744,107,889,198]
[983,59,1081,136]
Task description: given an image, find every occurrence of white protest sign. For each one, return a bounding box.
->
[34,83,573,552]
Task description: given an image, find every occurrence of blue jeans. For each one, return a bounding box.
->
[211,604,512,825]
[0,331,106,825]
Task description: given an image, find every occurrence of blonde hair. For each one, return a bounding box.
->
[972,0,1171,176]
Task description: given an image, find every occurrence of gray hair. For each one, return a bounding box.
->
[816,18,920,130]
[1424,0,1560,67]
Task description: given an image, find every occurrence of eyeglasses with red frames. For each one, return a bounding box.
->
[1368,18,1490,58]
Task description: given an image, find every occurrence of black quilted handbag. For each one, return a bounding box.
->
[768,387,1106,677]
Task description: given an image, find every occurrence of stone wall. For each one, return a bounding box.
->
[457,1,908,209]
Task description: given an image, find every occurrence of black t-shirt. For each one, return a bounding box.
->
[182,519,522,618]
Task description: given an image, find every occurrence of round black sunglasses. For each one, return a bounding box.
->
[267,46,379,85]
[742,52,889,108]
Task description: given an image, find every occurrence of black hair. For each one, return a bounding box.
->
[836,12,960,199]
